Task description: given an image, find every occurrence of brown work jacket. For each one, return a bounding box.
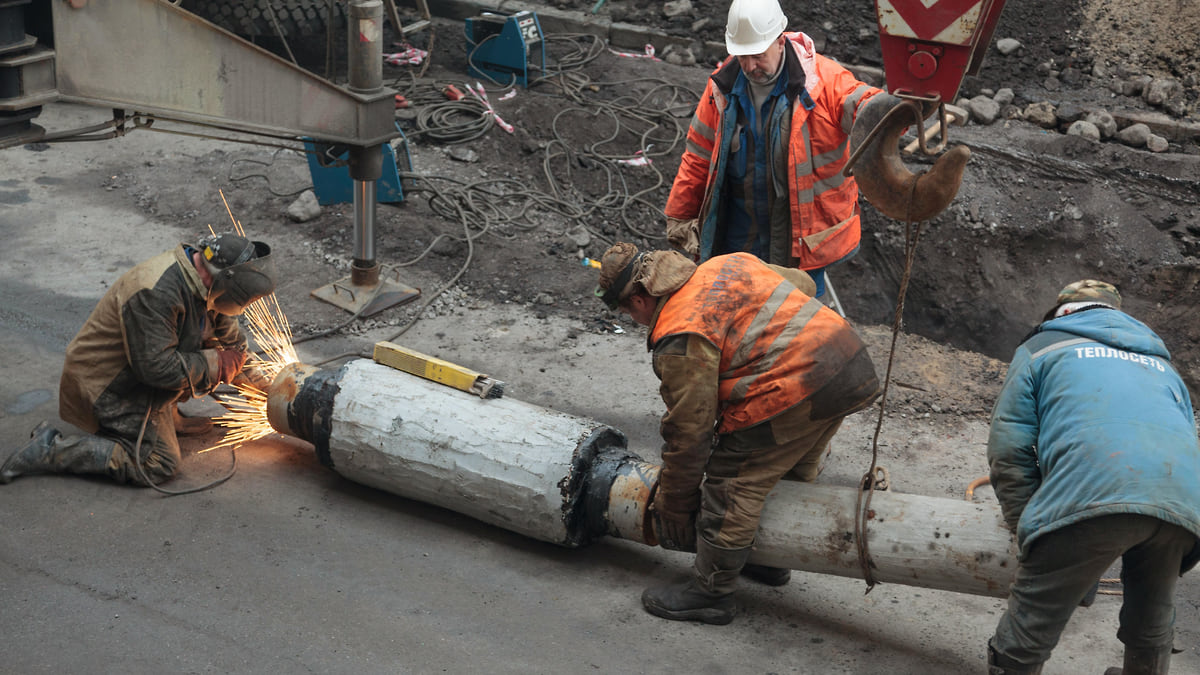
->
[58,246,246,432]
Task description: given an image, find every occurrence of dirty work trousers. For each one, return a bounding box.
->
[991,513,1198,666]
[66,387,183,486]
[698,399,842,548]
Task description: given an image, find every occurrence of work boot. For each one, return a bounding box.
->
[641,576,736,625]
[172,404,213,437]
[987,644,1044,675]
[641,538,751,625]
[740,563,791,586]
[0,423,114,483]
[1104,645,1174,675]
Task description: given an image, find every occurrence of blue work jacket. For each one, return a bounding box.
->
[987,307,1200,571]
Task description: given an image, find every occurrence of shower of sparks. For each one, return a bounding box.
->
[204,192,300,452]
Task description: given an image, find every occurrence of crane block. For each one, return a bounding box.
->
[875,0,1008,102]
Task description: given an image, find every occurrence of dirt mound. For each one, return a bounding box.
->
[607,0,1200,110]
[1081,0,1200,81]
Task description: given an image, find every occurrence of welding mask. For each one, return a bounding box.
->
[198,234,278,316]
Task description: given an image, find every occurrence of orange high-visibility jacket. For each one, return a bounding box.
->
[664,32,880,270]
[649,253,876,433]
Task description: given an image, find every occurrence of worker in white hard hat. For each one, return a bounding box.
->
[664,0,898,301]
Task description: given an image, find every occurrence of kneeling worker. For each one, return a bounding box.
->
[2,233,276,486]
[595,243,879,624]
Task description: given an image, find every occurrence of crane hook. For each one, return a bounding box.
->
[845,94,971,222]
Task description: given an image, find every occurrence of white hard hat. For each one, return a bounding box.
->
[725,0,788,56]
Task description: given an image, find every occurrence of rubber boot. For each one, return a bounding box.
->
[0,422,115,483]
[1104,645,1174,675]
[641,538,751,625]
[987,644,1044,675]
[740,563,791,586]
[172,404,213,437]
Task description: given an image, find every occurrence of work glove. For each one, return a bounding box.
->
[665,216,700,258]
[232,366,271,394]
[651,490,698,552]
[216,349,249,385]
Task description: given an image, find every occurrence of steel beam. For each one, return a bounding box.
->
[49,0,396,146]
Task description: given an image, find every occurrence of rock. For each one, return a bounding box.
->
[1164,97,1191,118]
[1066,120,1101,141]
[1147,134,1170,153]
[448,147,479,163]
[662,0,692,18]
[1143,78,1182,107]
[1084,110,1118,139]
[432,237,461,257]
[1055,103,1086,124]
[1116,123,1152,148]
[286,190,322,223]
[662,44,697,66]
[993,88,1015,107]
[1043,76,1062,91]
[662,43,700,66]
[1121,75,1152,97]
[690,18,710,32]
[1060,67,1083,86]
[565,228,591,248]
[966,95,1000,125]
[1024,101,1058,128]
[995,38,1022,55]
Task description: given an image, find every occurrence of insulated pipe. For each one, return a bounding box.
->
[267,361,640,546]
[267,360,1020,598]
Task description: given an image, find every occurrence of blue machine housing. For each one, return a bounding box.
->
[302,137,411,206]
[464,10,545,88]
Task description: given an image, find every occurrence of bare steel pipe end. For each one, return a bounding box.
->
[266,362,320,438]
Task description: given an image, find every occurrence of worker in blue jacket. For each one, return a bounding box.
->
[985,280,1200,675]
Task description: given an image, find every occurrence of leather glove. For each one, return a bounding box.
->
[232,366,271,393]
[665,216,700,258]
[216,349,248,385]
[651,490,698,552]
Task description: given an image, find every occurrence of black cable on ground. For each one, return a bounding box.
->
[293,31,700,351]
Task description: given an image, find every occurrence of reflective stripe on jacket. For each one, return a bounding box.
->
[987,307,1200,570]
[59,246,246,432]
[648,252,877,433]
[664,32,879,270]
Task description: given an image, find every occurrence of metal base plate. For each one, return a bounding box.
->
[310,266,420,317]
